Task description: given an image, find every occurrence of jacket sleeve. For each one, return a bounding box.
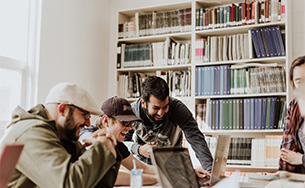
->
[16,125,118,188]
[172,100,213,172]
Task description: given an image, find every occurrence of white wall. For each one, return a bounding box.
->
[292,0,305,59]
[38,0,111,107]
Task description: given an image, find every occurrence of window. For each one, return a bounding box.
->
[0,0,41,133]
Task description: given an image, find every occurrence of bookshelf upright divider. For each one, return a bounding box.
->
[115,0,291,173]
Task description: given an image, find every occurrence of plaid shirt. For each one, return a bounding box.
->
[279,99,305,173]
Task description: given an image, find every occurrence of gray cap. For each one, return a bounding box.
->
[45,82,103,115]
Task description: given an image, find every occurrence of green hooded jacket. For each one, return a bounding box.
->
[0,104,121,188]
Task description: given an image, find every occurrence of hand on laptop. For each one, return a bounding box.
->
[194,166,210,178]
[139,142,158,158]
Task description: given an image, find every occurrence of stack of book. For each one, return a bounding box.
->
[195,0,285,31]
[118,8,192,39]
[195,64,286,96]
[195,33,249,63]
[206,135,283,167]
[251,25,285,58]
[117,38,191,69]
[117,70,191,99]
[204,97,286,130]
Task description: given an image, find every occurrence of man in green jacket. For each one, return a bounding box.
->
[0,83,121,188]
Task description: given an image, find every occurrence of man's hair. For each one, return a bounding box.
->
[141,76,169,103]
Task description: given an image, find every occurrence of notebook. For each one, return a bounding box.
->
[150,135,231,188]
[0,144,24,188]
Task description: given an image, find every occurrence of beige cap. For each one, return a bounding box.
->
[45,82,103,115]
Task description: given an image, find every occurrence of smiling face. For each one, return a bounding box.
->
[141,95,169,124]
[103,116,133,142]
[63,105,91,141]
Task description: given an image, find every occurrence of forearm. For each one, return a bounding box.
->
[115,170,157,186]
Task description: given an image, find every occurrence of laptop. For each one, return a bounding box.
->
[0,144,24,188]
[150,135,231,188]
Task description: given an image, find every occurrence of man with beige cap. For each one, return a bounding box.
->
[0,83,120,188]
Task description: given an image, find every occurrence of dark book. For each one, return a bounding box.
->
[274,26,286,56]
[255,28,266,58]
[239,99,244,130]
[268,97,276,129]
[116,43,122,69]
[219,100,223,130]
[214,66,220,95]
[250,98,255,130]
[251,29,261,58]
[260,28,270,57]
[215,100,220,130]
[261,97,267,129]
[273,97,282,129]
[263,27,276,57]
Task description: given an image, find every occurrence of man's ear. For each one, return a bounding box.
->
[102,115,110,128]
[140,98,146,109]
[57,103,67,117]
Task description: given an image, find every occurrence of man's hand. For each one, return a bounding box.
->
[194,166,210,178]
[83,128,117,158]
[280,148,303,165]
[139,142,157,158]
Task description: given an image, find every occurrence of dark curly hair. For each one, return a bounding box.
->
[141,76,169,103]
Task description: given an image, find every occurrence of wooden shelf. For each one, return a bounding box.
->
[117,64,191,72]
[203,129,282,137]
[195,92,287,99]
[226,165,278,173]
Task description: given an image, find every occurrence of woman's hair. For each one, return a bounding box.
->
[289,56,305,89]
[288,56,305,135]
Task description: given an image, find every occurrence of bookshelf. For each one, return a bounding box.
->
[115,0,292,173]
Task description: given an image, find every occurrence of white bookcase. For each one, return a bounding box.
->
[115,0,292,173]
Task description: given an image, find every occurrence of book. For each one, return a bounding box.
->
[274,25,286,56]
[251,29,261,58]
[259,28,270,57]
[255,28,266,58]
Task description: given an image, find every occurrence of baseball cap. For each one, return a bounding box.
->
[101,96,141,122]
[45,82,103,116]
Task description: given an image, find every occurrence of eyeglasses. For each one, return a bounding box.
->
[121,121,135,128]
[67,104,91,120]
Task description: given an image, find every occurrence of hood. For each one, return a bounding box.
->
[6,104,50,129]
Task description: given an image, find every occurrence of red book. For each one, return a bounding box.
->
[231,3,235,27]
[246,3,250,25]
[265,0,270,23]
[242,2,246,25]
[251,1,255,25]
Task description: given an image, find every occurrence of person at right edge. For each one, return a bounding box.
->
[124,75,213,174]
[279,55,305,173]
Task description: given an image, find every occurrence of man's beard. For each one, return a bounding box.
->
[144,107,167,125]
[64,110,79,141]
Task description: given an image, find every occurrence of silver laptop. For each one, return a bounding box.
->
[150,135,231,188]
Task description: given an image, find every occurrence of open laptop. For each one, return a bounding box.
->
[150,135,231,188]
[0,144,24,188]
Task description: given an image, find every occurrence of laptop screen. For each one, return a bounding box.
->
[150,147,200,188]
[150,135,231,188]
